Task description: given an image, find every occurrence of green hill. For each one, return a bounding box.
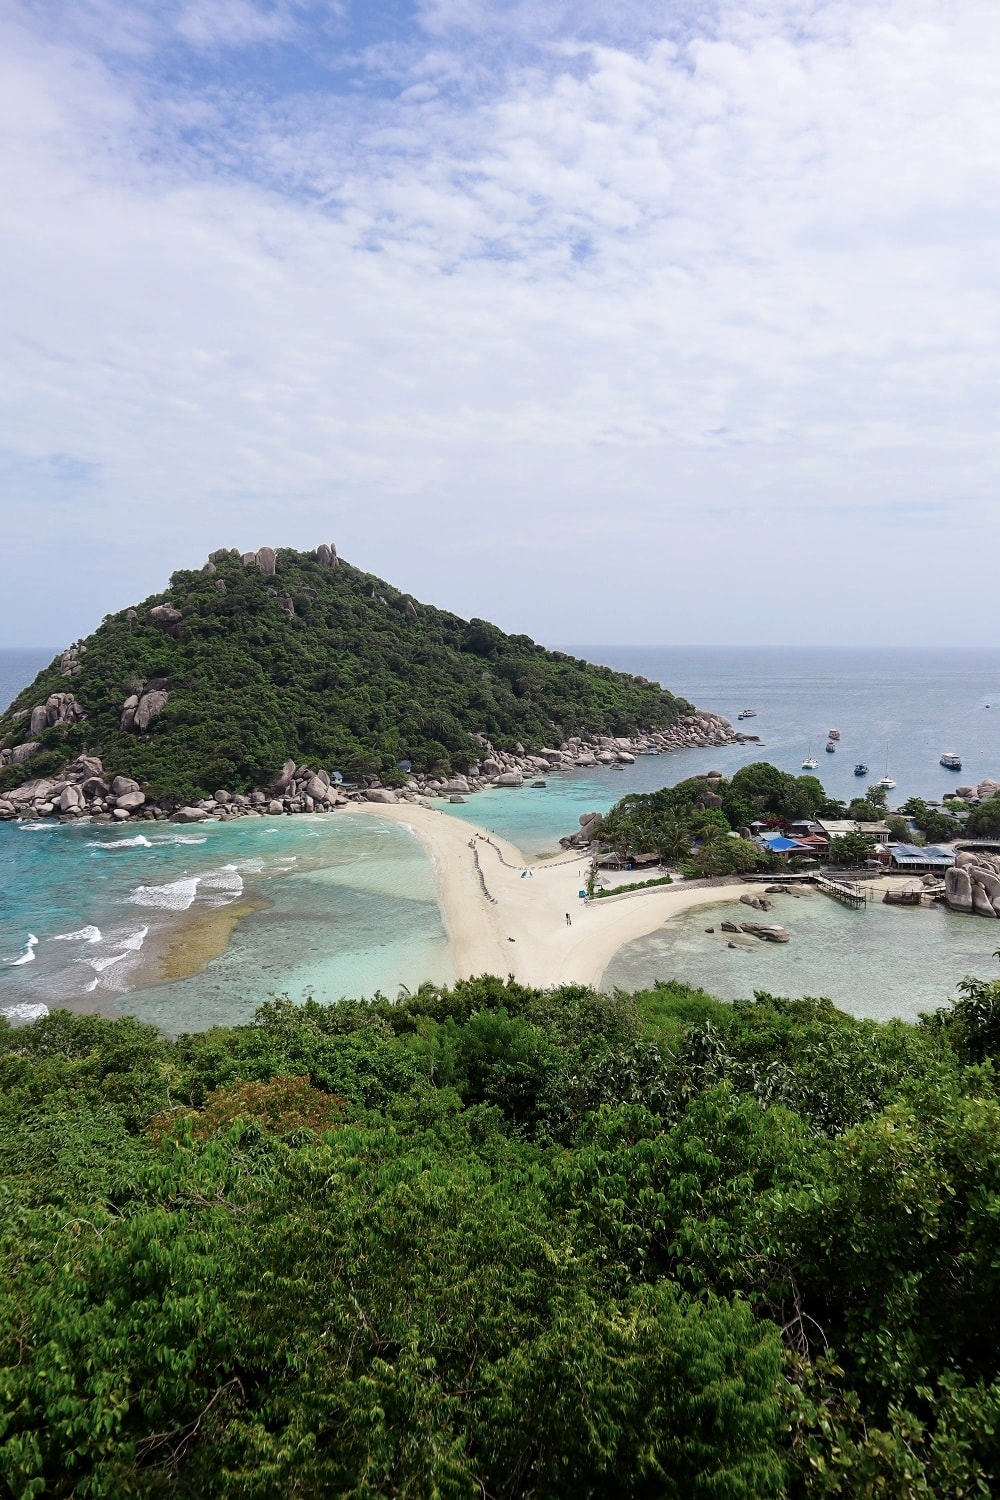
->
[0,546,691,802]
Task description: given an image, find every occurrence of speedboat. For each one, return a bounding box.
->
[940,752,962,770]
[801,755,818,769]
[828,729,841,740]
[854,763,869,777]
[738,709,757,720]
[825,741,836,753]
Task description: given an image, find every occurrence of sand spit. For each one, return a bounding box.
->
[355,802,744,989]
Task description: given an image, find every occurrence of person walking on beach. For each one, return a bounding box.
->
[565,912,572,926]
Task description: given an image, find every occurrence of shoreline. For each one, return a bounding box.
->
[351,801,754,989]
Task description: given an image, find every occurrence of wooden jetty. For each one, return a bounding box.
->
[813,873,870,908]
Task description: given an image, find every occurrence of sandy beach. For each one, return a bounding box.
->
[355,801,745,988]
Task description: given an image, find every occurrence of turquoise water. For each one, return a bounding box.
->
[602,889,1000,1023]
[0,814,451,1030]
[2,646,999,1028]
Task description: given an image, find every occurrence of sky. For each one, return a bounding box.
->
[2,0,999,649]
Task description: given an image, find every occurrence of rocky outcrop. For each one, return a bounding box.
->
[946,852,1000,916]
[120,688,169,733]
[256,546,277,577]
[27,693,86,736]
[60,645,85,678]
[315,543,339,567]
[740,922,790,943]
[148,604,182,636]
[559,811,604,850]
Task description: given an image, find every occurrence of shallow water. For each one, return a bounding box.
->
[0,814,452,1030]
[602,889,1000,1022]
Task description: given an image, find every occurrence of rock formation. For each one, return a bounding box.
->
[945,849,1000,917]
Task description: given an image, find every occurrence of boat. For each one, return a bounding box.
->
[825,741,836,753]
[854,763,869,777]
[738,709,757,720]
[801,755,818,770]
[940,752,962,770]
[828,729,841,741]
[877,743,895,790]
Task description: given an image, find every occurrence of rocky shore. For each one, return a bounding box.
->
[944,848,1000,919]
[0,713,740,826]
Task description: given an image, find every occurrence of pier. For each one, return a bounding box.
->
[813,873,870,908]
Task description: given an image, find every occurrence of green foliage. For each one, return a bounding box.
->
[1,974,999,1493]
[828,830,878,866]
[594,872,673,897]
[964,795,1000,838]
[0,550,690,799]
[900,796,964,844]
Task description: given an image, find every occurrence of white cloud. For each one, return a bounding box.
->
[1,0,999,646]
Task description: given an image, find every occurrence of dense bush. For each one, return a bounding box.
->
[2,973,1000,1494]
[0,550,690,800]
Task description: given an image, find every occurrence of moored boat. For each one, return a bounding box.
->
[802,755,818,769]
[828,728,841,740]
[854,762,869,777]
[738,709,757,720]
[825,741,836,753]
[940,752,962,770]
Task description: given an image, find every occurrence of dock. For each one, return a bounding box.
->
[813,873,870,908]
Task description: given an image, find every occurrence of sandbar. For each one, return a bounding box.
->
[354,801,748,988]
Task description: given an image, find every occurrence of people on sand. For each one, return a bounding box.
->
[565,913,572,926]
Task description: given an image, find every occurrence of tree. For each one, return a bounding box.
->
[966,796,1000,838]
[828,830,877,866]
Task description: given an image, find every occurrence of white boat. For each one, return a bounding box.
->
[801,755,818,769]
[738,709,757,720]
[940,752,962,770]
[877,774,896,789]
[828,728,841,741]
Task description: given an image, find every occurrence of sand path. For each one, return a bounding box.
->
[355,801,745,988]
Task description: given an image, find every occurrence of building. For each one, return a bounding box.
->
[885,843,955,872]
[815,819,892,845]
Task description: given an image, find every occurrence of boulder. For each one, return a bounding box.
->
[575,752,597,766]
[267,799,284,815]
[972,868,1000,903]
[315,543,339,567]
[255,547,277,576]
[202,561,217,575]
[80,777,110,797]
[946,865,974,912]
[720,920,742,933]
[172,806,209,823]
[58,785,83,813]
[275,760,296,793]
[119,694,140,731]
[112,775,141,796]
[112,808,131,821]
[305,775,331,802]
[116,791,146,812]
[241,552,257,566]
[365,790,398,804]
[972,883,998,918]
[0,801,15,819]
[481,758,500,776]
[215,789,231,804]
[740,922,790,942]
[29,705,48,737]
[449,795,466,804]
[67,755,103,779]
[497,771,523,787]
[440,778,470,795]
[134,690,169,731]
[11,743,40,764]
[148,604,182,628]
[209,548,232,563]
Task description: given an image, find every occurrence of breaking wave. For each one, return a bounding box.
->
[1,1002,49,1023]
[6,934,38,966]
[52,925,102,944]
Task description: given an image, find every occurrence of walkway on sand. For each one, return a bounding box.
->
[354,801,748,989]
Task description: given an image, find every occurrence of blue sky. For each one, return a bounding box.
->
[2,0,999,646]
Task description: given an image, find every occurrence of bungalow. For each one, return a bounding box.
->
[884,843,955,872]
[815,819,892,845]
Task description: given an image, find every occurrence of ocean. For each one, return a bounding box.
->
[2,646,999,1028]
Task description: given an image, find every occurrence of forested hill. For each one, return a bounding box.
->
[0,546,691,800]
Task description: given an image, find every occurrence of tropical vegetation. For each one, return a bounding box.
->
[3,973,1000,1494]
[0,550,690,802]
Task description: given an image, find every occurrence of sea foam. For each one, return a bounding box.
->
[7,934,38,965]
[52,925,103,944]
[0,1002,49,1023]
[128,877,200,911]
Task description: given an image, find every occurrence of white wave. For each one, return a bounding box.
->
[1,1002,49,1023]
[128,876,199,911]
[82,926,148,974]
[85,978,99,992]
[7,934,38,966]
[233,858,264,873]
[87,834,152,850]
[151,835,207,846]
[52,925,102,944]
[19,822,60,832]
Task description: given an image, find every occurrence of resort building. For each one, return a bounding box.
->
[815,819,892,845]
